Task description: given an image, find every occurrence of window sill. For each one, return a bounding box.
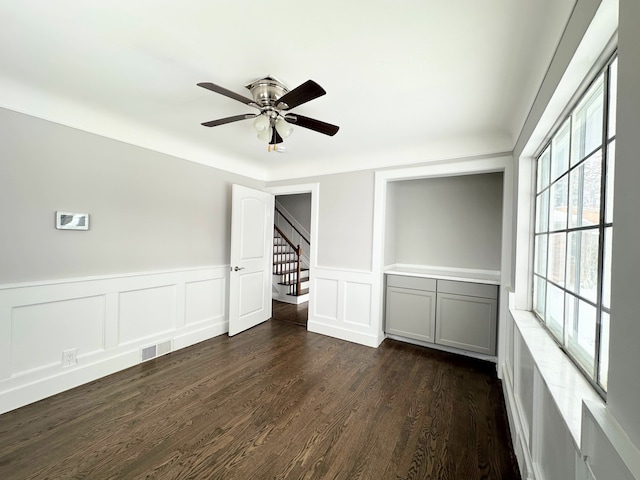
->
[510,307,604,447]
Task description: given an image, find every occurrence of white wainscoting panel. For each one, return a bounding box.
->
[185,278,225,326]
[0,266,229,414]
[309,268,382,348]
[314,277,339,321]
[581,400,640,480]
[515,331,536,449]
[11,295,106,375]
[344,281,372,327]
[118,285,177,345]
[532,369,577,480]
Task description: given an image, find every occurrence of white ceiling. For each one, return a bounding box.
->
[0,0,575,181]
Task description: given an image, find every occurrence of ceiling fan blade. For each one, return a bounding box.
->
[201,113,257,127]
[284,114,339,136]
[197,82,258,108]
[276,80,326,110]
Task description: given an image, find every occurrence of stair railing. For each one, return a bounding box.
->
[274,225,302,296]
[274,205,310,269]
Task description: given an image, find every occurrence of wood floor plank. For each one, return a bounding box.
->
[0,318,520,479]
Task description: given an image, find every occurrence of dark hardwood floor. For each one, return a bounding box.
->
[0,319,520,479]
[272,299,308,327]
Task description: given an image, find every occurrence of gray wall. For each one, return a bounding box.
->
[276,193,311,233]
[387,173,503,270]
[384,181,398,266]
[607,0,640,449]
[0,107,263,284]
[268,170,375,271]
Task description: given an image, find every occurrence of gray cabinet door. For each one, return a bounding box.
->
[385,286,436,343]
[435,292,497,355]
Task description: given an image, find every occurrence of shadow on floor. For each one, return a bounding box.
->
[272,299,308,327]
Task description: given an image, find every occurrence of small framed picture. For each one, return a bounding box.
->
[56,212,90,230]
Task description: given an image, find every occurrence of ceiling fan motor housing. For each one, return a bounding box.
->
[245,76,289,108]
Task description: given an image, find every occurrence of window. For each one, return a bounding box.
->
[533,55,617,393]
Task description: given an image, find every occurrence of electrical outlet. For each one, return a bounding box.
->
[61,348,77,368]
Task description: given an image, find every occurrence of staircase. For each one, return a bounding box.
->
[272,214,310,305]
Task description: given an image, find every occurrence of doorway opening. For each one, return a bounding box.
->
[271,192,312,327]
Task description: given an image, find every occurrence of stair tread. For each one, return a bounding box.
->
[278,279,310,286]
[274,269,309,275]
[288,288,309,297]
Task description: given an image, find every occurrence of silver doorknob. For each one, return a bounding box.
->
[233,266,245,271]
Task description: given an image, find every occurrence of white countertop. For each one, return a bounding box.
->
[384,265,501,285]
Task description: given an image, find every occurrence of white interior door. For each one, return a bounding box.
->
[228,184,274,336]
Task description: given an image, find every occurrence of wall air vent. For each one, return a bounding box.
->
[140,340,172,362]
[141,345,157,362]
[157,340,172,356]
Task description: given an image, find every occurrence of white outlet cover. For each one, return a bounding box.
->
[61,348,77,367]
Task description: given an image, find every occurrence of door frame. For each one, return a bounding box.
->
[266,183,319,327]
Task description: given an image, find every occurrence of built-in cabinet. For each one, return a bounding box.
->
[383,174,504,359]
[385,275,437,342]
[385,273,498,356]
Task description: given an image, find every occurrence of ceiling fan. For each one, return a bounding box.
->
[197,76,339,148]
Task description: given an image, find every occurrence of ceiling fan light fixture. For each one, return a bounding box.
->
[257,126,272,142]
[253,113,270,132]
[275,117,293,139]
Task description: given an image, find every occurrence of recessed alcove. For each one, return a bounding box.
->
[384,172,504,272]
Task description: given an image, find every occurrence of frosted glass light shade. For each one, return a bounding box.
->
[275,118,293,138]
[257,127,272,142]
[253,114,270,132]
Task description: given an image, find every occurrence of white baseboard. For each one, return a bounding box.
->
[307,320,382,348]
[386,333,497,363]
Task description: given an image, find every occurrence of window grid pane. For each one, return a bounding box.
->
[550,176,569,231]
[552,120,571,182]
[602,227,613,309]
[546,283,564,340]
[534,234,548,276]
[569,150,602,228]
[606,140,615,223]
[535,190,549,234]
[571,75,604,167]
[538,147,551,193]
[566,295,596,375]
[599,312,610,389]
[532,56,615,393]
[533,275,546,318]
[566,229,600,303]
[547,232,566,287]
[608,58,617,139]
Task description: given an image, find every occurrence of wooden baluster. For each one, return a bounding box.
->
[296,245,301,296]
[274,224,305,298]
